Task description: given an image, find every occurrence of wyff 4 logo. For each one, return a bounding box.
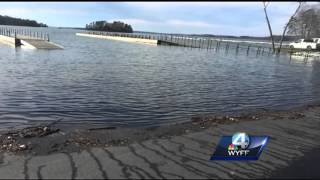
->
[210,132,269,161]
[228,132,250,156]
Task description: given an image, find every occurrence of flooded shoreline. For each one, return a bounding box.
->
[1,98,320,179]
[1,27,320,131]
[0,102,318,156]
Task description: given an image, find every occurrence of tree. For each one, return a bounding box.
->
[85,20,133,33]
[287,3,320,38]
[278,2,303,53]
[0,15,47,27]
[263,2,275,53]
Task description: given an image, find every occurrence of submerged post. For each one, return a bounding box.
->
[202,38,205,49]
[209,39,213,49]
[256,47,260,56]
[268,47,271,56]
[236,44,239,54]
[225,43,229,53]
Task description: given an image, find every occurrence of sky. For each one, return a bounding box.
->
[0,2,318,36]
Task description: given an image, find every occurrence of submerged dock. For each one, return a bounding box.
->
[75,31,283,54]
[76,32,158,46]
[0,27,63,50]
[77,31,319,60]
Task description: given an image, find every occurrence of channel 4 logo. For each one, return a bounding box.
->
[210,132,269,161]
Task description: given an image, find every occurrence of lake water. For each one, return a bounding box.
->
[1,26,320,130]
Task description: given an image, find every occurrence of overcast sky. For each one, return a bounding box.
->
[0,2,318,36]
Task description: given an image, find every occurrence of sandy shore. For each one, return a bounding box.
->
[0,104,320,178]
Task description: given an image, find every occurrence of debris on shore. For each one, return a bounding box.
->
[190,114,259,128]
[65,134,130,148]
[0,135,29,152]
[289,113,305,119]
[0,126,60,153]
[88,126,117,131]
[65,136,100,147]
[4,126,60,138]
[0,108,309,155]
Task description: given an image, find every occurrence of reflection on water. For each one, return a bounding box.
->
[0,27,320,130]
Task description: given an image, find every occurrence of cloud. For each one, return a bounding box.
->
[109,18,154,25]
[105,18,270,36]
[0,7,86,17]
[0,8,31,18]
[1,2,317,36]
[109,18,219,29]
[123,2,262,9]
[167,20,218,28]
[104,17,283,36]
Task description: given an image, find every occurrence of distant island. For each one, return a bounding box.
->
[0,15,47,27]
[85,21,133,33]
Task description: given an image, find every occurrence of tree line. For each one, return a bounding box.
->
[85,21,133,33]
[287,3,320,39]
[0,15,47,27]
[262,2,320,52]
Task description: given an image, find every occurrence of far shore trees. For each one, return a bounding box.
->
[85,21,133,33]
[0,15,47,27]
[287,3,320,39]
[262,2,320,53]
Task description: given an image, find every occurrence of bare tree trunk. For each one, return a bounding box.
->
[278,2,302,53]
[263,2,275,53]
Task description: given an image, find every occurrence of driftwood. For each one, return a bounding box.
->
[88,126,117,131]
[3,118,63,138]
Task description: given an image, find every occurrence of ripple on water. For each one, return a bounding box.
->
[0,27,320,129]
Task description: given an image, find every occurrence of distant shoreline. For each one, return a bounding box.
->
[0,15,47,27]
[0,24,294,43]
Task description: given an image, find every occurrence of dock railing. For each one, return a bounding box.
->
[0,27,50,41]
[84,30,291,55]
[83,30,318,59]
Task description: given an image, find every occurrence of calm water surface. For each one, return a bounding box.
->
[1,27,320,130]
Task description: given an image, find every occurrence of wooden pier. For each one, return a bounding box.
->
[0,27,63,50]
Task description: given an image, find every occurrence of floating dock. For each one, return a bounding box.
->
[76,31,319,61]
[0,27,63,50]
[20,38,64,50]
[76,32,158,46]
[0,35,63,50]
